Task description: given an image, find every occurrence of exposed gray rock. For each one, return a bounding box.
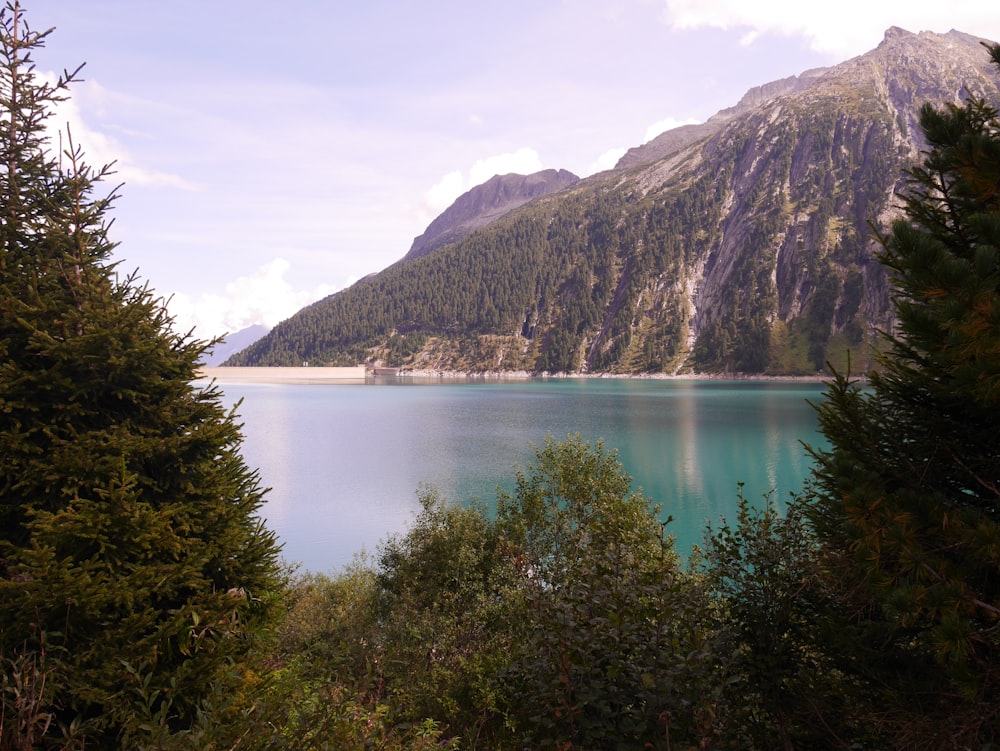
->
[404,168,579,260]
[614,68,828,170]
[232,28,1000,375]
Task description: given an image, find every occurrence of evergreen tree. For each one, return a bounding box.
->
[0,5,281,747]
[806,42,1000,748]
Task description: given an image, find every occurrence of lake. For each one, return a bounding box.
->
[212,377,830,573]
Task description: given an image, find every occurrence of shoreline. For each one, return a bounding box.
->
[198,365,833,385]
[398,369,830,381]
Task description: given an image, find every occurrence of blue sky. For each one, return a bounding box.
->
[25,1,1000,339]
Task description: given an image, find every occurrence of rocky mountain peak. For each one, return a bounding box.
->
[614,68,829,171]
[882,25,911,42]
[232,28,1000,375]
[404,168,580,261]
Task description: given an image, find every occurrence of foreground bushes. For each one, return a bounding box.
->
[4,431,974,749]
[261,436,849,750]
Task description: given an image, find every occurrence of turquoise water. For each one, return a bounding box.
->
[216,378,829,573]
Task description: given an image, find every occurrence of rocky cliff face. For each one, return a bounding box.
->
[614,67,828,171]
[230,28,1000,375]
[679,27,999,371]
[404,168,580,260]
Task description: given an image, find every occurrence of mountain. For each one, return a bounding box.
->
[614,67,829,170]
[228,28,1000,375]
[404,168,580,260]
[202,324,269,366]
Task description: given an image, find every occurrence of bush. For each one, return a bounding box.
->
[497,436,721,750]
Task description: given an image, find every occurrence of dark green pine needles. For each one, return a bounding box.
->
[0,5,282,748]
[805,41,1000,748]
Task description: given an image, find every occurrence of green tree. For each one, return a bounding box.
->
[0,5,281,747]
[496,434,670,586]
[805,42,1000,749]
[372,489,520,747]
[498,436,720,750]
[703,489,863,749]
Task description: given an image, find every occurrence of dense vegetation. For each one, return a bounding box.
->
[3,6,999,749]
[230,113,893,374]
[219,46,976,374]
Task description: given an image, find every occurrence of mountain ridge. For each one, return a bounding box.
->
[405,168,580,261]
[202,324,270,366]
[614,66,830,171]
[227,27,1000,375]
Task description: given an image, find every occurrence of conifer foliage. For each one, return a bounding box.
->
[0,4,281,747]
[807,42,1000,747]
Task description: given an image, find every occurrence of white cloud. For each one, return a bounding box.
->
[40,73,197,190]
[468,148,544,185]
[644,116,702,143]
[423,147,545,214]
[661,0,1000,58]
[167,258,338,339]
[590,147,627,174]
[424,170,465,213]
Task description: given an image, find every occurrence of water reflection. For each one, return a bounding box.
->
[217,379,828,572]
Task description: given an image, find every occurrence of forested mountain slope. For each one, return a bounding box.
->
[404,168,580,260]
[228,28,1000,374]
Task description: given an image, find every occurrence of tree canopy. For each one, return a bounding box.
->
[806,41,1000,749]
[0,5,282,747]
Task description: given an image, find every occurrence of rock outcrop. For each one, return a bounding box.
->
[404,168,580,260]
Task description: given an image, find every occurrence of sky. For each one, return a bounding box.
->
[23,1,1000,340]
